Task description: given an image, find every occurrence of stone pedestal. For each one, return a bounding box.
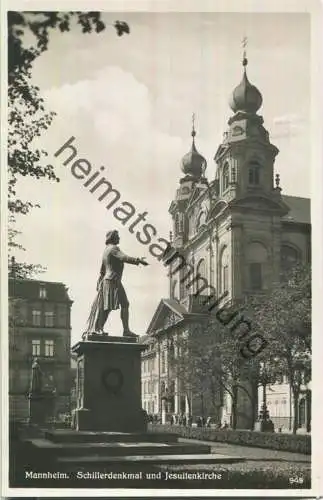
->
[71,335,147,432]
[28,391,56,424]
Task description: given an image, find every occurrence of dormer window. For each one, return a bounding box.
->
[39,286,47,299]
[248,162,260,185]
[223,163,230,191]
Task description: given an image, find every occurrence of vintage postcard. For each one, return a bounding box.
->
[1,0,322,497]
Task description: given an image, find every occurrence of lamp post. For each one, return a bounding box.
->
[258,361,273,431]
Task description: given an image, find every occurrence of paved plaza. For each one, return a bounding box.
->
[179,437,310,463]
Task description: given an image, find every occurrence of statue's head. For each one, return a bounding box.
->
[106,230,119,245]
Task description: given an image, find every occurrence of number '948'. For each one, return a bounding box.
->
[289,476,304,485]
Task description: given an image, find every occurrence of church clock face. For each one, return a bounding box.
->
[232,125,244,137]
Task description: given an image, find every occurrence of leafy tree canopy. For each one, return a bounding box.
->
[8,11,129,274]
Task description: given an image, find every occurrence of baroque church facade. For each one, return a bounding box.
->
[140,53,311,430]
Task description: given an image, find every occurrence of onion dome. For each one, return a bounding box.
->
[181,116,207,178]
[229,53,263,114]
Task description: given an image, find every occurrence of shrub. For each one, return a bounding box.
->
[148,424,311,454]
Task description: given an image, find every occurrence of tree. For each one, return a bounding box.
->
[245,263,311,434]
[171,323,221,419]
[8,11,130,275]
[171,314,258,429]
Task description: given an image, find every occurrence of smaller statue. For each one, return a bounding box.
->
[29,358,43,394]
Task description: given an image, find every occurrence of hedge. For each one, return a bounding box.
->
[148,424,311,455]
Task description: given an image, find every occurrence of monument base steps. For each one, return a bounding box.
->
[25,429,244,467]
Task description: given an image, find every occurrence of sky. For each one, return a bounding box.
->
[13,11,311,344]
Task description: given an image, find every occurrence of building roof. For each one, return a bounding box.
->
[162,298,188,316]
[229,66,263,114]
[146,298,187,335]
[9,278,72,302]
[282,195,311,225]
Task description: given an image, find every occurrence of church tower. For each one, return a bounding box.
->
[213,45,289,303]
[168,117,208,300]
[144,40,310,432]
[212,45,291,429]
[214,45,280,203]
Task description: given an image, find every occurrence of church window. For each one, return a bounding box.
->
[248,162,260,185]
[220,247,229,294]
[249,262,262,290]
[223,265,229,293]
[246,242,267,291]
[179,215,184,232]
[196,258,208,294]
[196,211,207,231]
[281,245,300,273]
[223,163,230,191]
[214,179,220,196]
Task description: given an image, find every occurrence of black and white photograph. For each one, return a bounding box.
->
[2,0,321,495]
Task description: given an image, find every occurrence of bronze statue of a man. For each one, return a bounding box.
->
[85,230,148,337]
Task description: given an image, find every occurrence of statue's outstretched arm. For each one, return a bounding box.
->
[113,246,148,266]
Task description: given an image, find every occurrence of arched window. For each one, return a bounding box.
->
[248,161,260,185]
[196,258,207,280]
[179,215,184,233]
[161,349,166,374]
[175,214,181,234]
[196,211,207,231]
[220,247,229,293]
[246,241,268,290]
[223,163,230,191]
[196,258,208,295]
[281,245,300,273]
